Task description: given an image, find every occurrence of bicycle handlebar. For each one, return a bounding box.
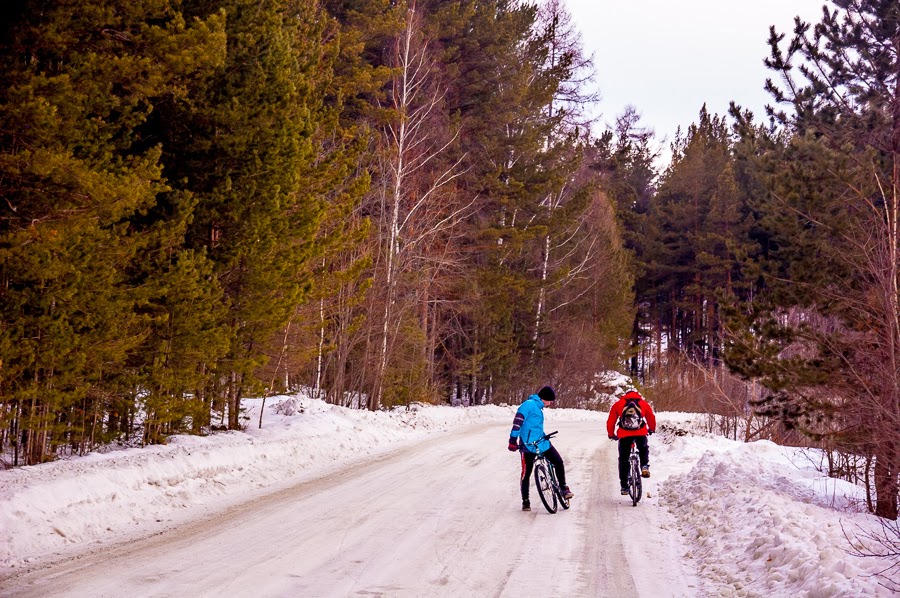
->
[522,431,558,449]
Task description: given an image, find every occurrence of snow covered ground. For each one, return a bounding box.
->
[0,394,896,597]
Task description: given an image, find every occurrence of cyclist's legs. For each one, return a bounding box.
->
[633,435,649,467]
[543,445,567,487]
[617,438,632,487]
[520,450,537,500]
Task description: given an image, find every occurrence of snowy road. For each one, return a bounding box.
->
[2,421,679,597]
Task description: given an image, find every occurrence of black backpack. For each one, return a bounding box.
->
[618,398,645,431]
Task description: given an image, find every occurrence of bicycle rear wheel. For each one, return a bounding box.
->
[534,463,558,513]
[629,455,642,506]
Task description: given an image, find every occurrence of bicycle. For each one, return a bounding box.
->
[626,439,642,506]
[522,431,570,514]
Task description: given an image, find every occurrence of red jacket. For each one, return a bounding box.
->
[607,392,656,438]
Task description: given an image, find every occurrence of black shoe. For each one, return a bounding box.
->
[620,487,629,495]
[522,500,531,511]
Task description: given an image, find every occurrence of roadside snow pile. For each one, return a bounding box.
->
[6,397,891,597]
[658,428,894,597]
[0,395,599,568]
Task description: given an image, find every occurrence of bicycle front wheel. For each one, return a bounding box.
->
[548,464,570,510]
[629,456,642,506]
[534,463,558,513]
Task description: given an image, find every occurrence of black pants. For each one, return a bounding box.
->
[618,436,649,488]
[520,445,566,500]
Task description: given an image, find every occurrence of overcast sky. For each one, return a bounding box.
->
[565,0,825,152]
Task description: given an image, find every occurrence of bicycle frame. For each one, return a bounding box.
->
[627,440,642,506]
[522,431,570,514]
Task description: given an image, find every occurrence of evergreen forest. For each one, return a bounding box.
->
[0,0,897,519]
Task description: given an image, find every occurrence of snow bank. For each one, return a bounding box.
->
[655,418,895,597]
[0,395,598,568]
[2,398,896,598]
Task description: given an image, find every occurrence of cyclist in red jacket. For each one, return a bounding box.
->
[607,390,656,495]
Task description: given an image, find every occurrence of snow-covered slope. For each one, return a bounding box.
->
[655,418,895,597]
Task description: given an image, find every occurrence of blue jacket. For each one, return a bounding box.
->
[509,394,550,453]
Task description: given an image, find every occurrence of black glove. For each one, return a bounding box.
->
[508,440,518,452]
[608,435,617,441]
[648,430,655,436]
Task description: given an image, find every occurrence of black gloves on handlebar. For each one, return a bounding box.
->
[608,434,618,441]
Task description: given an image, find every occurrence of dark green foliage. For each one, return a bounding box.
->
[724,0,900,518]
[139,249,230,442]
[588,110,657,377]
[0,0,226,463]
[150,0,352,428]
[0,0,638,461]
[627,107,757,372]
[422,1,620,403]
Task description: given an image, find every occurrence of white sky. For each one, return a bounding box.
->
[566,0,825,150]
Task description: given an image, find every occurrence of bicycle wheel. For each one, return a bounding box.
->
[629,455,642,506]
[534,463,558,513]
[548,464,570,510]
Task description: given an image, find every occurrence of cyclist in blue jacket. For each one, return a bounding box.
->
[507,386,573,511]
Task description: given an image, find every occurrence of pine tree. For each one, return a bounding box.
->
[725,0,900,519]
[152,0,350,429]
[0,0,225,462]
[645,107,755,364]
[426,0,606,402]
[590,107,658,378]
[138,247,230,442]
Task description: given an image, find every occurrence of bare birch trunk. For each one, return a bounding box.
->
[371,2,469,410]
[315,296,325,396]
[373,77,404,411]
[532,232,550,354]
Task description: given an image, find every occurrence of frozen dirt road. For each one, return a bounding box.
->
[1,421,689,597]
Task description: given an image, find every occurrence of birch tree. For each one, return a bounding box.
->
[369,1,471,409]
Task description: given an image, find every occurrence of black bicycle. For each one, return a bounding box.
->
[523,431,570,514]
[626,439,642,506]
